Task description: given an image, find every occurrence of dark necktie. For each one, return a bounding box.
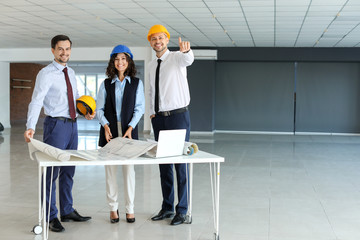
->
[62,67,76,120]
[155,59,162,114]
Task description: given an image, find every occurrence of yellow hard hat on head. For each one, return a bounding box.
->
[147,25,170,41]
[76,95,96,116]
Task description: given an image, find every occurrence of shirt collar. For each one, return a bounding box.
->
[111,75,131,84]
[52,60,68,71]
[158,49,170,62]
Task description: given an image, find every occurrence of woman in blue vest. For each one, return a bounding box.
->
[96,45,145,223]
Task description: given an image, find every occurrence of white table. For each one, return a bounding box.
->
[33,150,224,240]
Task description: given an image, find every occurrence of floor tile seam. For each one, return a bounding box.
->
[307,165,338,238]
[318,198,339,240]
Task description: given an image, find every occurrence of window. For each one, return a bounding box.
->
[98,74,106,90]
[86,75,96,98]
[76,75,86,96]
[76,74,106,100]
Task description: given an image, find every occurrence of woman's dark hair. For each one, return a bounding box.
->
[51,35,72,49]
[106,53,137,79]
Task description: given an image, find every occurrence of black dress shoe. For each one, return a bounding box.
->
[61,210,91,222]
[49,218,65,232]
[151,209,175,221]
[110,210,119,223]
[126,213,135,223]
[170,213,186,225]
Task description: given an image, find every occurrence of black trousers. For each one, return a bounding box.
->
[151,110,190,214]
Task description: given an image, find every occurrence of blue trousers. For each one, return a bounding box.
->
[43,116,78,220]
[151,111,190,214]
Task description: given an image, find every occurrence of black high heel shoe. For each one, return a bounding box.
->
[110,210,119,223]
[126,213,135,223]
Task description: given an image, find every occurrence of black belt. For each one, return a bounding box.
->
[156,106,188,117]
[50,116,77,123]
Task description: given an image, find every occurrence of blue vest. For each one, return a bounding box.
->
[98,77,139,147]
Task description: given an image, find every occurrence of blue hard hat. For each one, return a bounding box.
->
[110,45,133,59]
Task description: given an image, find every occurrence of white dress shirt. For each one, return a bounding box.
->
[26,60,79,131]
[148,49,194,116]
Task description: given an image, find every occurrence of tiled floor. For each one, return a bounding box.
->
[2,119,360,240]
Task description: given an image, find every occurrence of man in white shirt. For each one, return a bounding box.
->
[147,25,194,226]
[24,35,95,232]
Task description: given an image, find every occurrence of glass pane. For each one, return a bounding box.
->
[76,75,85,96]
[78,136,98,150]
[86,75,96,98]
[97,74,106,91]
[96,74,107,100]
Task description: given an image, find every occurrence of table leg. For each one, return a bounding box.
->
[32,165,43,235]
[214,162,220,240]
[42,167,47,240]
[187,163,193,224]
[39,165,42,225]
[210,162,221,240]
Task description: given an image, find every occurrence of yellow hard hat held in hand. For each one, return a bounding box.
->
[76,95,96,116]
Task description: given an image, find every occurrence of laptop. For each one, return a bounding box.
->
[155,129,186,158]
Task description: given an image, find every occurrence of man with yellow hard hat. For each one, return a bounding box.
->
[147,24,194,226]
[24,35,95,233]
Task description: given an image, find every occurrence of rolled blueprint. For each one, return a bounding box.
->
[183,142,199,155]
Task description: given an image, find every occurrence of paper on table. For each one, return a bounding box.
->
[99,137,157,159]
[28,137,197,162]
[28,137,158,162]
[28,138,72,161]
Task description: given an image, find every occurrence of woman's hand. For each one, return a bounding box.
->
[104,124,112,142]
[123,126,133,139]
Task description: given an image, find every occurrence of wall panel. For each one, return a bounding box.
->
[187,60,215,131]
[215,62,295,132]
[296,62,360,133]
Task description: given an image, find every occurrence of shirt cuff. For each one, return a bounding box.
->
[101,121,109,127]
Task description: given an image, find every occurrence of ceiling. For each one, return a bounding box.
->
[1,0,360,49]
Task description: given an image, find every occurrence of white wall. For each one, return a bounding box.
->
[0,47,153,131]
